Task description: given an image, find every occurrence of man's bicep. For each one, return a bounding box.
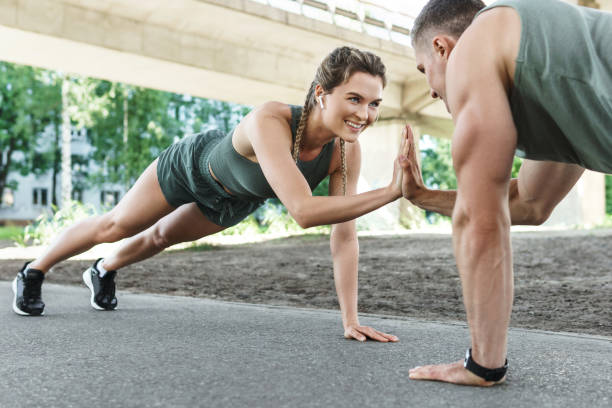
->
[448,29,518,213]
[449,81,517,217]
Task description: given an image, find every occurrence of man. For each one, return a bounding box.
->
[399,0,612,386]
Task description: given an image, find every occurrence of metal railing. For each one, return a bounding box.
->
[250,0,416,44]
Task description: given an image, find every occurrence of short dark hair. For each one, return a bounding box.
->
[411,0,486,49]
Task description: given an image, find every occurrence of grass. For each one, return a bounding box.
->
[182,242,220,252]
[0,226,24,240]
[596,213,612,228]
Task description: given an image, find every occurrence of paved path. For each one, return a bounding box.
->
[1,281,610,407]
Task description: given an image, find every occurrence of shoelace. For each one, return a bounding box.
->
[100,273,116,298]
[23,276,43,301]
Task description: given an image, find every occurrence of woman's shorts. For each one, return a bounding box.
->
[156,130,264,228]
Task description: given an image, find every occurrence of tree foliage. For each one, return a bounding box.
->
[0,63,61,200]
[86,85,252,188]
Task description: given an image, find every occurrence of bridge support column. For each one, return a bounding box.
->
[545,170,606,227]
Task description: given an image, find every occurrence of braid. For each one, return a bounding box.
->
[293,81,316,162]
[340,139,346,196]
[295,46,386,196]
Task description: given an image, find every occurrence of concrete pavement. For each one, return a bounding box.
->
[1,281,610,408]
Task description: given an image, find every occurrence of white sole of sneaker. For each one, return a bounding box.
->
[11,277,44,316]
[82,268,106,311]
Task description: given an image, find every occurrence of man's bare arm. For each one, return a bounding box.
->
[399,128,584,225]
[409,7,518,386]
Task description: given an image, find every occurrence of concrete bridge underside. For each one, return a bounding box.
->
[0,0,606,226]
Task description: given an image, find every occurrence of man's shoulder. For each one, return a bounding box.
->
[460,6,521,83]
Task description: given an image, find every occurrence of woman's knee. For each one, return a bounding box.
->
[95,214,137,243]
[150,224,174,250]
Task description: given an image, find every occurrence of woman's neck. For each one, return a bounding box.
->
[301,108,336,152]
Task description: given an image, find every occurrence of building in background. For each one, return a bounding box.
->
[0,127,125,224]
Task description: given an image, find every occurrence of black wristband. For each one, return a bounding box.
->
[463,348,508,382]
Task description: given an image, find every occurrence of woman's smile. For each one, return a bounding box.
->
[344,119,366,132]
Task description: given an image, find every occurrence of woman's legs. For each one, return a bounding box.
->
[102,203,226,270]
[29,159,175,273]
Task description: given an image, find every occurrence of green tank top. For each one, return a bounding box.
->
[478,0,612,173]
[207,105,335,200]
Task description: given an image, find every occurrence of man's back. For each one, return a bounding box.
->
[479,0,612,173]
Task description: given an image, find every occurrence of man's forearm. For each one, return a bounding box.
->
[412,179,543,225]
[410,188,456,217]
[453,216,514,368]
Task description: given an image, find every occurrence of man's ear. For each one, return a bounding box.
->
[432,35,457,61]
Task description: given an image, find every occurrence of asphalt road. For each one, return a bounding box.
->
[1,281,610,408]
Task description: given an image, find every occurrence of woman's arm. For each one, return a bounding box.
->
[328,140,398,343]
[246,104,402,229]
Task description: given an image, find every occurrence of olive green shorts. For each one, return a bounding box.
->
[156,130,264,227]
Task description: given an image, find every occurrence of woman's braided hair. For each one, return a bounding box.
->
[292,46,387,195]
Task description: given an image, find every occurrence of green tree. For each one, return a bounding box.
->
[86,86,253,190]
[191,98,251,134]
[0,62,61,202]
[87,84,181,188]
[59,74,113,206]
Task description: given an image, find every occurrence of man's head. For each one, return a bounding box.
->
[411,0,486,110]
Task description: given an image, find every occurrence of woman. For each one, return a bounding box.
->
[13,47,402,343]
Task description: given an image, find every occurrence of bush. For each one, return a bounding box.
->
[16,200,97,246]
[220,176,332,236]
[220,200,330,236]
[0,226,24,241]
[15,186,334,246]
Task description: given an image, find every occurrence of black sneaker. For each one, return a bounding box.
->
[12,262,45,316]
[82,258,118,311]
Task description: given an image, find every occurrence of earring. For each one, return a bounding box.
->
[318,95,324,109]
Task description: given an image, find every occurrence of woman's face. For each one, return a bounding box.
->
[319,72,384,143]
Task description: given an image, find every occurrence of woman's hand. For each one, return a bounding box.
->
[398,124,427,201]
[344,323,399,343]
[388,147,405,200]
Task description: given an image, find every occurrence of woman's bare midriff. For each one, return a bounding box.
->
[208,163,236,196]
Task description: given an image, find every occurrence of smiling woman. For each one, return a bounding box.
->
[13,46,405,345]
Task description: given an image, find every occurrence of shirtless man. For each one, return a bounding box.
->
[399,0,612,386]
